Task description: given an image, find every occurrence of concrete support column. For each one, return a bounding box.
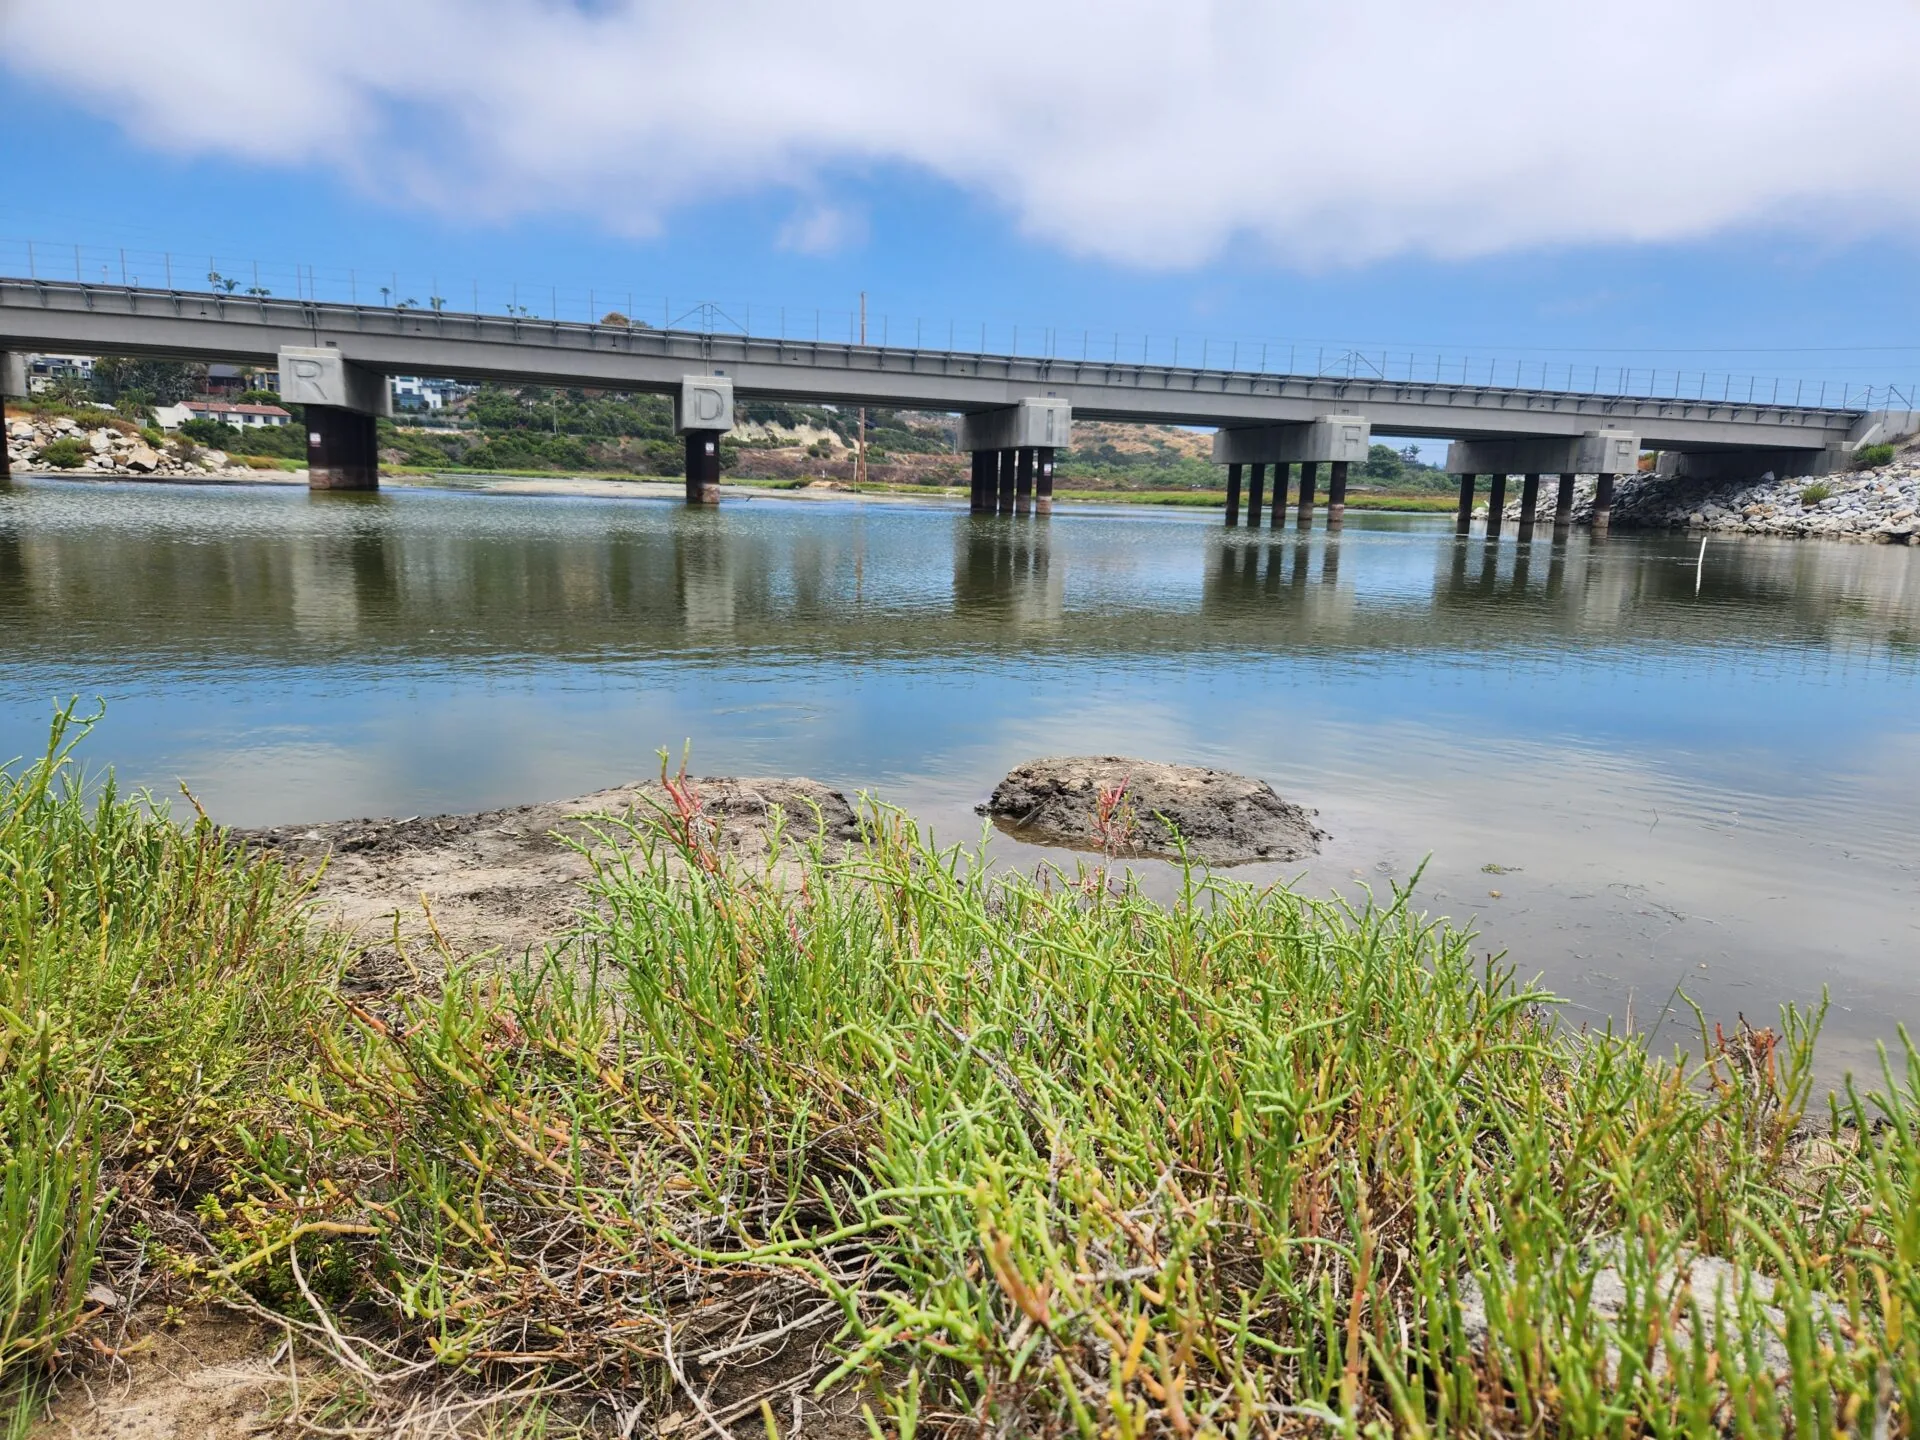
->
[307,406,380,491]
[960,399,1072,516]
[1553,473,1576,537]
[0,350,24,482]
[969,451,991,513]
[671,375,734,507]
[1035,447,1055,515]
[1246,462,1266,529]
[1270,463,1290,530]
[1326,459,1349,530]
[1454,475,1475,536]
[683,431,722,505]
[1517,473,1541,541]
[282,345,390,492]
[1296,461,1318,529]
[1592,473,1615,537]
[1225,463,1243,526]
[1486,472,1507,538]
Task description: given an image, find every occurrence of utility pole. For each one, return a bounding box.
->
[856,292,868,487]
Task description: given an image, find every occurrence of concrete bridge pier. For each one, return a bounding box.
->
[0,350,25,481]
[1225,463,1243,526]
[1517,473,1541,541]
[1553,474,1575,539]
[959,399,1072,521]
[1454,475,1475,536]
[1213,415,1368,533]
[1485,472,1508,538]
[1246,462,1266,528]
[1448,430,1638,537]
[1269,463,1290,529]
[280,346,390,491]
[1036,447,1055,515]
[1296,461,1318,530]
[672,376,735,505]
[1326,460,1350,530]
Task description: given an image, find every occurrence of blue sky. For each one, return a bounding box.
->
[5,1,1920,428]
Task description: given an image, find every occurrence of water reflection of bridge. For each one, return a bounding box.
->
[0,491,1916,671]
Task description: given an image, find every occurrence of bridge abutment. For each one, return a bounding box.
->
[1212,415,1368,531]
[673,376,735,505]
[280,346,389,491]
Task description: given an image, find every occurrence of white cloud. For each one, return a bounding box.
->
[7,0,1920,269]
[775,200,866,257]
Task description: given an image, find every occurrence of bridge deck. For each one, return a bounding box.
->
[0,278,1870,452]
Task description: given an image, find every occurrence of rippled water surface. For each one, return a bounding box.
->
[5,476,1918,1077]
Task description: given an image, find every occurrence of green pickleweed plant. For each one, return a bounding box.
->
[262,799,1920,1436]
[0,706,342,1430]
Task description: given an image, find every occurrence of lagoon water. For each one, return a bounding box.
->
[4,475,1918,1079]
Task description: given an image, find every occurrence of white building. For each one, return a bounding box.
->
[154,400,293,431]
[389,376,474,413]
[26,354,95,392]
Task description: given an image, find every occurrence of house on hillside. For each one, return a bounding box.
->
[389,376,473,413]
[26,354,95,392]
[154,399,293,431]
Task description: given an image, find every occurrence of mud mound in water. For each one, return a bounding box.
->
[237,777,860,961]
[980,756,1325,865]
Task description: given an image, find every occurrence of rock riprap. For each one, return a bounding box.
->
[980,756,1325,865]
[1503,445,1920,542]
[6,412,269,480]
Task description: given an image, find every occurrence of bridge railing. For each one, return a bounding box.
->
[2,236,1913,415]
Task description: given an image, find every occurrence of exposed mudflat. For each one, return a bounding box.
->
[981,756,1325,865]
[236,776,862,962]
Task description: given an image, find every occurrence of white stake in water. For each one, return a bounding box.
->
[1695,534,1708,596]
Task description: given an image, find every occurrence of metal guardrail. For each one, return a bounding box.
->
[0,278,1879,446]
[2,236,1911,416]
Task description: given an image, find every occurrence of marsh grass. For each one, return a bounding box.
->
[9,720,1920,1436]
[0,707,344,1429]
[258,805,1918,1435]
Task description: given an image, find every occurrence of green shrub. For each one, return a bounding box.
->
[1799,481,1833,505]
[1856,443,1896,468]
[38,438,88,469]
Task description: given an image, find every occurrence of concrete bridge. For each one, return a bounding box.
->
[2,276,1912,534]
